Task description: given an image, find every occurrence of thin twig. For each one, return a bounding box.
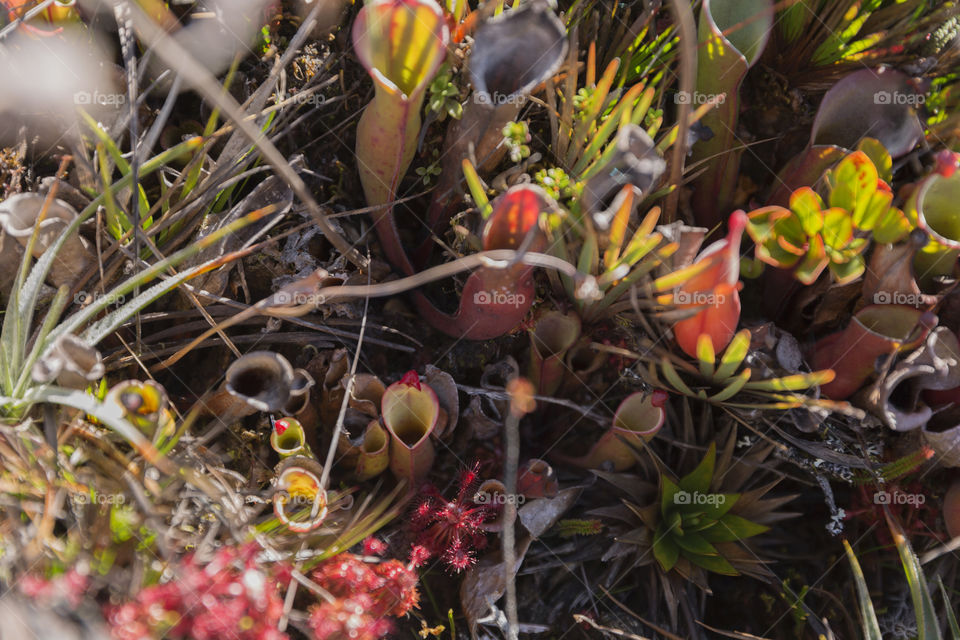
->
[920,535,960,565]
[155,249,596,370]
[455,384,608,424]
[502,399,521,640]
[0,0,54,40]
[573,614,652,640]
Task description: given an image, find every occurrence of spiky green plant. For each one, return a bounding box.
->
[639,440,787,578]
[532,35,722,322]
[546,201,676,322]
[591,429,796,599]
[772,0,960,88]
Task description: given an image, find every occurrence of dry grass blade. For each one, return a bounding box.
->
[663,0,696,222]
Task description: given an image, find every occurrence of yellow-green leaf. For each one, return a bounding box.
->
[714,329,750,380]
[742,369,835,391]
[856,137,893,184]
[708,368,751,402]
[660,358,697,397]
[697,334,716,378]
[789,187,824,237]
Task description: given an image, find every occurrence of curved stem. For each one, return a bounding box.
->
[156,250,596,370]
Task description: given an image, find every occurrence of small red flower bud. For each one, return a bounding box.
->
[934,149,960,177]
[399,370,421,390]
[408,545,431,568]
[651,389,669,408]
[362,537,388,556]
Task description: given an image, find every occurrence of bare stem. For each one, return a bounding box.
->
[502,406,520,640]
[156,249,596,370]
[502,378,534,640]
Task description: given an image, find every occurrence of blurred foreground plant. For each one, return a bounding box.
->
[106,543,291,640]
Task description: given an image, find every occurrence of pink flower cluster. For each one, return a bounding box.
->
[308,548,419,640]
[409,464,500,572]
[105,543,290,640]
[19,568,89,608]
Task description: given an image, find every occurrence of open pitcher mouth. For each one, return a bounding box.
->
[225,351,296,413]
[272,464,329,533]
[613,392,667,439]
[810,68,924,158]
[915,172,960,250]
[701,0,772,67]
[468,1,567,104]
[382,386,437,447]
[352,0,448,101]
[853,306,936,344]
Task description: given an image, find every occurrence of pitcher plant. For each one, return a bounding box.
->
[353,0,449,273]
